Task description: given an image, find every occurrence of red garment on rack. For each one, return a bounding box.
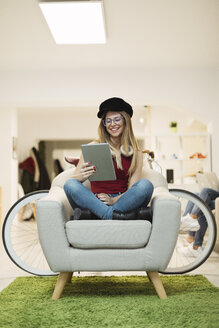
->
[19,157,35,175]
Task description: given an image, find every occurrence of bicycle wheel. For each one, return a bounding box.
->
[2,190,58,276]
[160,189,217,274]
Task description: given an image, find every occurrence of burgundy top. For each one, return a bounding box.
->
[90,155,132,194]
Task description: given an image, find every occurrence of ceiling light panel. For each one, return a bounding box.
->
[39,1,106,44]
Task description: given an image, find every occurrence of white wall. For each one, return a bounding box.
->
[0,68,217,113]
[0,108,18,218]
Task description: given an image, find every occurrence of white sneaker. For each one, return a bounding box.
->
[178,244,203,257]
[180,214,200,232]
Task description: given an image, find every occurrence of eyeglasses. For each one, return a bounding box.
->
[102,116,124,126]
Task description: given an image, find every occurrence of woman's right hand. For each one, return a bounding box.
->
[74,162,96,183]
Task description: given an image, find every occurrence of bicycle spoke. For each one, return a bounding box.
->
[2,191,57,276]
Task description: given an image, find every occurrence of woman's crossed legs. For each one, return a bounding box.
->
[64,178,154,220]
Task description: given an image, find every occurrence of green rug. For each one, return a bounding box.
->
[0,275,218,328]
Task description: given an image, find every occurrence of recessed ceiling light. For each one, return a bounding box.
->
[39,1,106,44]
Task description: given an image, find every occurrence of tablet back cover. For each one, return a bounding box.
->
[81,143,116,181]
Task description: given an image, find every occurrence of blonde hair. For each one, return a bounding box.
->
[96,111,140,177]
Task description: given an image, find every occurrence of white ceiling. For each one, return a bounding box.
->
[0,0,219,71]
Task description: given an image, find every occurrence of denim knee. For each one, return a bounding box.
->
[64,178,79,196]
[200,188,210,197]
[137,179,154,196]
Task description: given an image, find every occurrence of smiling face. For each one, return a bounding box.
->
[104,111,125,139]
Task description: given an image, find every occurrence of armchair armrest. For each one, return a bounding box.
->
[145,189,181,271]
[36,186,73,272]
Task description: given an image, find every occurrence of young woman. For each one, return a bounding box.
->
[64,97,154,220]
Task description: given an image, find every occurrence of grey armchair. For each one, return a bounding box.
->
[36,167,181,300]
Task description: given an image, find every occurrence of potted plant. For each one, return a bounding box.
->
[169,121,178,133]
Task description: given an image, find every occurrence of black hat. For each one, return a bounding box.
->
[97,97,133,118]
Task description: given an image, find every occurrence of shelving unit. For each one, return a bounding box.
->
[145,133,211,186]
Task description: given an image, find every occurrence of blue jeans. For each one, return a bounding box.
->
[64,178,154,220]
[184,188,219,247]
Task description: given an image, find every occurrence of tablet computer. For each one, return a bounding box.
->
[81,143,116,181]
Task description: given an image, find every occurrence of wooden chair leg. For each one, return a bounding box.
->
[67,272,73,283]
[52,272,71,300]
[146,271,167,299]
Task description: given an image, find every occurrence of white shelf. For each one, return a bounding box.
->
[145,133,211,185]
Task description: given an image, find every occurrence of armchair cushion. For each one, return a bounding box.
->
[66,220,152,249]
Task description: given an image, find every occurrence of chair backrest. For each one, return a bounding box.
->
[51,166,168,190]
[141,167,168,188]
[196,172,219,192]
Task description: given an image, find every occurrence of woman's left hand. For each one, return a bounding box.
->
[96,193,114,205]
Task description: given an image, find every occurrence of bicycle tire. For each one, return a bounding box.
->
[160,189,217,274]
[2,190,58,276]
